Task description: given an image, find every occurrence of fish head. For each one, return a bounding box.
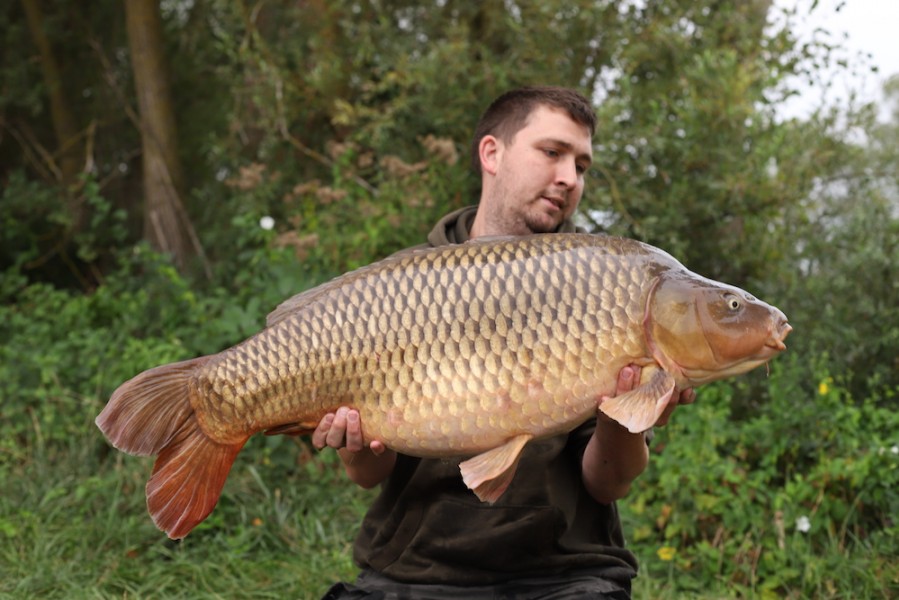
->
[646,272,792,386]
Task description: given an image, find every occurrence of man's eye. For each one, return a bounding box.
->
[544,149,559,158]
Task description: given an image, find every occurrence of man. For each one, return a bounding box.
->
[317,86,694,599]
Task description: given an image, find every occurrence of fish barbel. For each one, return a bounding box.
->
[96,234,792,539]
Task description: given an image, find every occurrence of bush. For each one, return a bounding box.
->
[3,236,897,597]
[0,243,374,598]
[624,355,899,598]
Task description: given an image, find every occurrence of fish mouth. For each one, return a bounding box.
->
[765,321,793,353]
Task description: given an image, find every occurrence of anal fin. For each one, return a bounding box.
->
[459,434,533,503]
[599,367,676,433]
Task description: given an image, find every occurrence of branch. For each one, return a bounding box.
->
[275,100,380,196]
[1,116,62,181]
[592,162,638,228]
[238,0,378,196]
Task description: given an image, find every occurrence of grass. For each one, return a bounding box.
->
[2,385,896,599]
[0,427,376,600]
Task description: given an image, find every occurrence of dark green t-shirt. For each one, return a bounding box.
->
[352,206,639,586]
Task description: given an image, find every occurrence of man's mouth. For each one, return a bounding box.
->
[540,195,564,211]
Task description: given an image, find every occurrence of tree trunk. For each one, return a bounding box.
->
[125,0,204,274]
[21,0,81,184]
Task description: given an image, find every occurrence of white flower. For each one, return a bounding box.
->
[795,515,811,533]
[891,445,899,455]
[259,216,275,230]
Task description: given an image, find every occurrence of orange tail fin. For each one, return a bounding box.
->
[95,357,247,539]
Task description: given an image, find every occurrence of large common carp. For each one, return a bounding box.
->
[96,234,791,539]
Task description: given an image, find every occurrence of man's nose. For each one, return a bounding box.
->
[555,158,578,188]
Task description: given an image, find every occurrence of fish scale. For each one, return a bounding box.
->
[191,235,647,455]
[96,233,791,539]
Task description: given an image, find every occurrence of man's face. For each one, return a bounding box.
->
[484,105,593,235]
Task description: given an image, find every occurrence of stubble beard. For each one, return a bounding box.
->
[490,196,565,235]
[487,170,570,235]
[524,202,564,234]
[495,193,555,236]
[523,189,573,234]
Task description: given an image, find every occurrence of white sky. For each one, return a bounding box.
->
[774,0,899,120]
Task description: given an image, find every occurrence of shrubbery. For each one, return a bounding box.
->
[624,355,898,597]
[2,229,897,597]
[3,1,898,596]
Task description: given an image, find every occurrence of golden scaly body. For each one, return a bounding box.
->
[192,234,659,453]
[96,233,790,538]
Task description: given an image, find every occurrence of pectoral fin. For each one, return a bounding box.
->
[598,368,677,433]
[459,434,533,503]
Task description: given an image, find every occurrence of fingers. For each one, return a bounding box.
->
[311,413,335,450]
[344,410,364,452]
[312,407,367,453]
[615,365,641,395]
[325,407,350,448]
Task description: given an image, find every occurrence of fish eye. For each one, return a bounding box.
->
[725,294,741,311]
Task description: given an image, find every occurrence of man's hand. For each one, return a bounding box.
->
[312,407,396,488]
[312,406,389,455]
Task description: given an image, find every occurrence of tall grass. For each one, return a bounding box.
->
[0,415,375,599]
[3,373,896,599]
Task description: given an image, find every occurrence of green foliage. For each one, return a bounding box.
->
[586,1,844,287]
[623,357,899,598]
[3,0,899,596]
[778,194,899,394]
[0,416,373,599]
[0,244,372,598]
[0,170,66,272]
[3,248,897,597]
[0,169,131,289]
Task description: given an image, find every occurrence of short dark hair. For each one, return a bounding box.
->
[470,86,596,173]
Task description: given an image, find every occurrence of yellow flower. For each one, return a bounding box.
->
[252,518,263,527]
[818,381,830,395]
[657,546,676,561]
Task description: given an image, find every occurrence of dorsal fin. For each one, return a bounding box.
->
[265,285,333,328]
[265,245,441,328]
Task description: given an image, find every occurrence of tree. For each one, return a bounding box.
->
[582,0,842,286]
[20,0,81,185]
[125,0,204,275]
[2,0,895,397]
[777,77,899,393]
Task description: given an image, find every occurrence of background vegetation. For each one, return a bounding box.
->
[2,0,897,598]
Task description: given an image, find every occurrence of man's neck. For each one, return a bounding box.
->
[469,212,489,239]
[470,198,534,239]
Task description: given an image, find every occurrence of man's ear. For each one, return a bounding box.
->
[479,135,502,176]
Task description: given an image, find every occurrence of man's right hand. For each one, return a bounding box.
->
[312,406,397,488]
